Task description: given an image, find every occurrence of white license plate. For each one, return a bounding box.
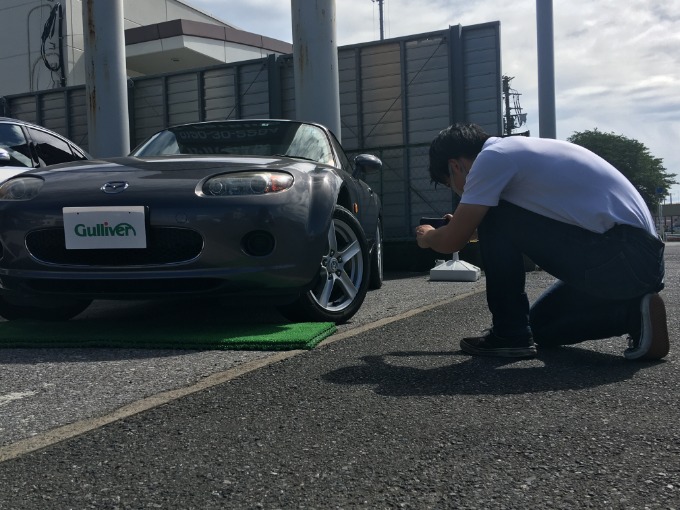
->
[63,206,147,249]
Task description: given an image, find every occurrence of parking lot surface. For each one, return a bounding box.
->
[0,244,678,508]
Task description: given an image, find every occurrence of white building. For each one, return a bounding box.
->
[0,0,292,96]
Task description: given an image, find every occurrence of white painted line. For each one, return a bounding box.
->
[0,390,38,407]
[320,288,485,347]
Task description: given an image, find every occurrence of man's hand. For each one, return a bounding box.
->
[413,204,489,253]
[415,224,435,248]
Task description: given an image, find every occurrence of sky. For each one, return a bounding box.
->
[188,0,680,201]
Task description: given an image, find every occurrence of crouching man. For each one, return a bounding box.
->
[415,123,668,360]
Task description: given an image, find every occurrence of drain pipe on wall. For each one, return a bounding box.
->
[291,0,342,142]
[82,0,130,157]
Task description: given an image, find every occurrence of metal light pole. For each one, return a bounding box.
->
[536,0,556,139]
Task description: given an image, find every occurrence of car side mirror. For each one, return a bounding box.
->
[352,153,382,179]
[0,148,10,163]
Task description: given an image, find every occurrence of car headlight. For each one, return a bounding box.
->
[200,172,293,196]
[0,177,44,200]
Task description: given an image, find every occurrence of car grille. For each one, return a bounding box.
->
[26,227,204,266]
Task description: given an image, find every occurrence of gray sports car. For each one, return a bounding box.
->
[0,119,383,323]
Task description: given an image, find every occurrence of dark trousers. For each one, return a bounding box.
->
[476,201,665,346]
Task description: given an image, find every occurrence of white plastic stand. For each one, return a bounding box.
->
[429,252,481,282]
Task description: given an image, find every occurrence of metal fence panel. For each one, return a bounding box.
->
[132,78,166,143]
[40,92,68,134]
[463,24,502,134]
[338,48,359,149]
[167,73,200,126]
[203,67,237,120]
[5,95,37,124]
[368,147,408,239]
[404,36,450,146]
[359,42,403,149]
[279,56,297,120]
[237,61,270,119]
[67,87,89,150]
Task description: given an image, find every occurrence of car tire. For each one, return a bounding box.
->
[0,296,92,321]
[278,205,370,324]
[368,218,383,290]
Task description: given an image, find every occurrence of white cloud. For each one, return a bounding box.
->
[188,0,680,198]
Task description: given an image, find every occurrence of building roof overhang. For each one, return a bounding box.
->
[124,19,292,75]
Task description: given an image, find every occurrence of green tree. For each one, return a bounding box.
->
[567,129,676,209]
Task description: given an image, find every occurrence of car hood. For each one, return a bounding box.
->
[18,155,320,193]
[32,155,316,177]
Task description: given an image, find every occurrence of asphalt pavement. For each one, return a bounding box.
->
[0,245,678,509]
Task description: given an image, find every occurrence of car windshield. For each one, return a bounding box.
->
[131,121,335,166]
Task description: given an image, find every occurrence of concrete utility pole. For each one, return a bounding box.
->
[82,0,130,157]
[291,0,342,140]
[536,0,556,139]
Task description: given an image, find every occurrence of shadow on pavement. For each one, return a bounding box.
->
[322,346,660,396]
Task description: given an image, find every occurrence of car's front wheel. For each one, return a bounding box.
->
[0,296,92,321]
[278,205,369,324]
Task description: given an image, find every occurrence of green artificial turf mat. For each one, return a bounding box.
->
[0,319,336,350]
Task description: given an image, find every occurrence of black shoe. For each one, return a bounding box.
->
[624,293,669,361]
[460,329,537,358]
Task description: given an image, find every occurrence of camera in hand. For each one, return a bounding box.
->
[419,217,449,228]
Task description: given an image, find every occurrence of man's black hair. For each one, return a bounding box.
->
[428,123,490,186]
